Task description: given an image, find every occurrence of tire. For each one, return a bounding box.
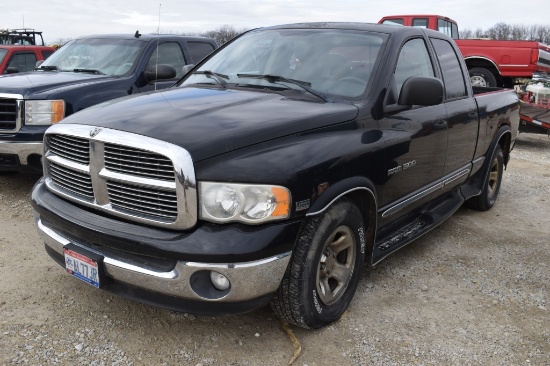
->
[271,198,366,329]
[467,145,504,211]
[468,67,497,87]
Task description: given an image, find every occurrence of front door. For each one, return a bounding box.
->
[378,38,448,222]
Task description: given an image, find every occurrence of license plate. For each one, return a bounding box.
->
[64,244,104,288]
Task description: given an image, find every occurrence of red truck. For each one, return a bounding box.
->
[0,29,55,74]
[0,44,56,74]
[379,14,550,135]
[379,15,550,88]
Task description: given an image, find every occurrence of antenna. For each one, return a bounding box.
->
[154,3,161,91]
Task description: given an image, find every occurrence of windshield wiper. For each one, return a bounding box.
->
[193,70,228,88]
[236,73,328,102]
[73,68,105,75]
[35,65,59,71]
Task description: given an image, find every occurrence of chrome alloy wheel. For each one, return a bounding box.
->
[487,152,501,198]
[470,75,487,87]
[316,225,356,306]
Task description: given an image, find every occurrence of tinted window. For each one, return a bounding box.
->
[431,38,467,99]
[187,42,215,63]
[7,53,37,73]
[412,18,429,28]
[382,19,404,26]
[41,50,54,59]
[394,38,435,99]
[147,42,187,78]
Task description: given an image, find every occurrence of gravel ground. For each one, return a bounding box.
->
[0,132,549,365]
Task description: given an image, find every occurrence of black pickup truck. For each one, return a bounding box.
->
[31,23,519,329]
[0,33,217,172]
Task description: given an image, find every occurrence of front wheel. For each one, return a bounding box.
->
[271,198,366,329]
[467,145,504,211]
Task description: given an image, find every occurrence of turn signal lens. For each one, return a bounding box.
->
[25,100,66,125]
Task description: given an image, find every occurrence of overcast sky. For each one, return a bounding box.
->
[2,0,549,44]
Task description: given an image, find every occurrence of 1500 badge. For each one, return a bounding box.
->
[388,160,416,176]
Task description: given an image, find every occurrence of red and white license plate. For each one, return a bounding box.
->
[64,246,102,288]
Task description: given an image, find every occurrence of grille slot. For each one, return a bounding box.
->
[0,98,17,130]
[47,135,90,164]
[104,144,175,181]
[107,180,178,220]
[49,162,94,200]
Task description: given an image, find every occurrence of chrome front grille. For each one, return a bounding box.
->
[107,180,178,220]
[104,143,175,181]
[48,161,94,200]
[43,124,197,230]
[47,134,90,164]
[0,97,19,131]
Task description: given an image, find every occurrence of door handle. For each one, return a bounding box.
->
[433,120,448,131]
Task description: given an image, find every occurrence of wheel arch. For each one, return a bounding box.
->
[464,56,501,77]
[305,177,378,258]
[483,125,512,186]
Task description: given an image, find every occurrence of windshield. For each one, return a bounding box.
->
[40,38,145,76]
[0,49,7,64]
[180,28,387,99]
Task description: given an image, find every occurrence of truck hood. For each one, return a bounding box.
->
[0,71,117,96]
[61,86,359,162]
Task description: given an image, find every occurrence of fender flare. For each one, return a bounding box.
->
[306,176,378,217]
[478,125,511,191]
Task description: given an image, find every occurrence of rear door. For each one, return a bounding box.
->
[429,36,478,185]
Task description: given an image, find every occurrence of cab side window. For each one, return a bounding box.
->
[7,53,38,73]
[431,38,467,99]
[394,38,435,100]
[146,42,187,79]
[187,42,216,63]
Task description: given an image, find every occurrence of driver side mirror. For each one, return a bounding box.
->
[144,64,177,83]
[384,76,444,114]
[6,67,20,74]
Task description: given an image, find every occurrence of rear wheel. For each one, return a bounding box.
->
[467,145,504,211]
[271,198,366,329]
[469,67,497,87]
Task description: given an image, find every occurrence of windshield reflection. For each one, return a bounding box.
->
[181,28,387,100]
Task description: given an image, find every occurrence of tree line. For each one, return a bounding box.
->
[188,23,550,46]
[460,23,550,44]
[51,22,550,48]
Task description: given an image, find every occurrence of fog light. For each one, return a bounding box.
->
[210,271,230,291]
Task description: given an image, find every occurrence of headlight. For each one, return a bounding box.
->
[25,100,65,125]
[199,182,291,224]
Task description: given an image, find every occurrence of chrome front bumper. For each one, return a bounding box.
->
[36,217,291,303]
[0,141,43,165]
